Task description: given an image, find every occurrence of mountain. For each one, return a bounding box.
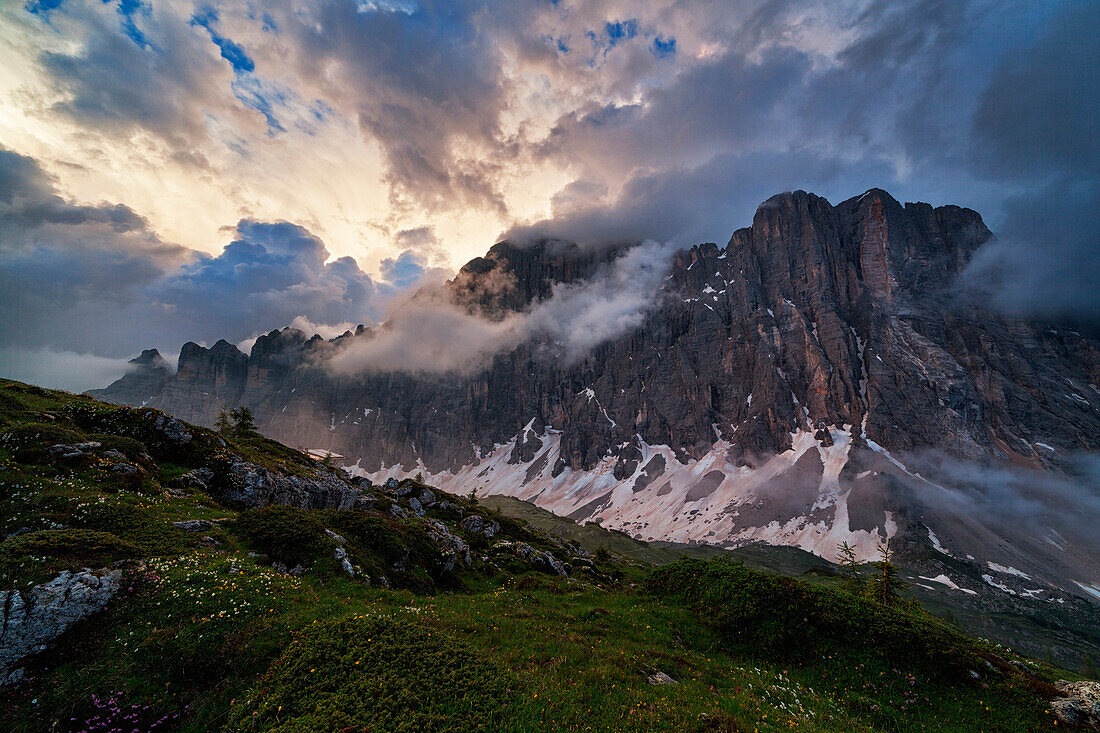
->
[93,188,1100,606]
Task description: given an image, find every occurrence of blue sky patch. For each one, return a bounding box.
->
[191,6,255,74]
[604,19,638,46]
[25,0,65,17]
[652,34,676,58]
[112,0,154,49]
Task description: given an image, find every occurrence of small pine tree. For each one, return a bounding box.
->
[871,538,905,606]
[214,407,232,435]
[415,472,424,484]
[230,406,257,436]
[466,486,478,505]
[595,546,611,564]
[837,541,865,594]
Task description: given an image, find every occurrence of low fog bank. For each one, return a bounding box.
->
[328,241,680,376]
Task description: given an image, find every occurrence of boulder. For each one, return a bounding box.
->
[647,671,678,685]
[1,568,121,682]
[512,542,568,576]
[178,467,215,492]
[1053,680,1100,730]
[460,515,501,539]
[425,519,473,572]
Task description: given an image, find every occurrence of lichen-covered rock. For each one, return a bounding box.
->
[1053,680,1100,730]
[1,568,121,682]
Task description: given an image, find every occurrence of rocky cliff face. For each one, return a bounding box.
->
[93,189,1100,595]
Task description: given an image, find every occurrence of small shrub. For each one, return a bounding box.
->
[0,529,140,584]
[646,557,976,676]
[227,615,511,732]
[71,502,188,556]
[0,422,87,462]
[235,505,329,566]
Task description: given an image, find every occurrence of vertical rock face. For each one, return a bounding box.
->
[88,349,171,406]
[93,189,1100,589]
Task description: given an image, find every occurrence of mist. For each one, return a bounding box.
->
[328,241,679,376]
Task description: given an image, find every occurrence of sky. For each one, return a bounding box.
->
[0,0,1096,390]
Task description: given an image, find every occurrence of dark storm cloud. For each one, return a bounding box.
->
[0,149,392,388]
[505,149,893,248]
[960,1,1100,330]
[5,0,1098,389]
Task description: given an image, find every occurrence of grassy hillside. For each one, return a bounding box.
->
[0,378,1083,731]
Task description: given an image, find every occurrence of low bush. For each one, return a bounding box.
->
[0,423,87,462]
[71,501,189,556]
[0,528,141,584]
[235,505,329,566]
[646,557,977,676]
[227,615,512,733]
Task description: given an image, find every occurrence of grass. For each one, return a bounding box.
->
[0,379,1081,731]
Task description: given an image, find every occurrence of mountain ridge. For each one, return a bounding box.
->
[92,187,1100,598]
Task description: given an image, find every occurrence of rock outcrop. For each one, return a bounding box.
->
[213,460,362,510]
[1053,680,1100,730]
[1,568,122,683]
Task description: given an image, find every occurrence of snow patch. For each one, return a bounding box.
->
[981,574,1017,595]
[987,562,1031,580]
[918,574,976,595]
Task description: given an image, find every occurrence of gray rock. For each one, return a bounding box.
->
[109,462,142,476]
[172,519,213,532]
[1,568,121,682]
[647,671,678,685]
[417,489,437,507]
[179,467,215,492]
[324,529,347,544]
[152,414,193,446]
[214,460,362,510]
[333,547,355,576]
[425,519,472,572]
[459,515,501,539]
[1053,680,1100,730]
[408,498,425,516]
[389,504,408,519]
[512,541,568,576]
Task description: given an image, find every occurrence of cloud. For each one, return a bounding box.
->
[958,1,1100,331]
[897,450,1100,580]
[0,346,132,393]
[329,240,679,375]
[0,148,404,388]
